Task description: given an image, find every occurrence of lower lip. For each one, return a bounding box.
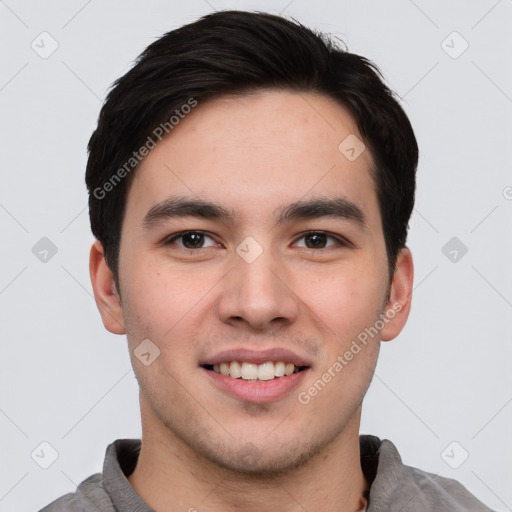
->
[202,367,309,404]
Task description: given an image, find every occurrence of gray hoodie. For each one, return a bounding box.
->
[39,435,494,512]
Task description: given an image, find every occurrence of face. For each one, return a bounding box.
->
[91,90,413,474]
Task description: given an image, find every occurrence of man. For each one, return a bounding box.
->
[40,10,493,512]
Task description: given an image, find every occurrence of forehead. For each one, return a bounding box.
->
[126,90,379,226]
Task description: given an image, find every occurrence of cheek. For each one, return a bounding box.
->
[119,256,221,348]
[123,257,180,310]
[297,268,385,412]
[294,261,387,337]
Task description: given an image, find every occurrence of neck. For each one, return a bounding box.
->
[128,402,368,512]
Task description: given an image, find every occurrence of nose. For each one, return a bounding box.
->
[217,250,300,331]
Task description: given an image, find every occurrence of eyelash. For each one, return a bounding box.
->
[163,231,351,250]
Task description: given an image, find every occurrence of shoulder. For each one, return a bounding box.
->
[38,439,143,512]
[39,492,83,512]
[364,437,494,511]
[399,463,494,511]
[38,473,116,512]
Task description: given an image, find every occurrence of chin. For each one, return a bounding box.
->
[193,435,327,477]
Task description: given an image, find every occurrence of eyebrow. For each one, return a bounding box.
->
[142,196,235,229]
[141,196,367,230]
[274,197,367,228]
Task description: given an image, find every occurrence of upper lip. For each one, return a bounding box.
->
[199,348,312,367]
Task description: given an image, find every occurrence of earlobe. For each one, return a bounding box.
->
[380,246,414,342]
[89,240,126,335]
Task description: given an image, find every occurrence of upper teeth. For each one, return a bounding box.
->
[212,361,297,380]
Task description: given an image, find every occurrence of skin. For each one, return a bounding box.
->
[90,90,414,512]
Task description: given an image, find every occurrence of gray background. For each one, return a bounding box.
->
[1,0,511,510]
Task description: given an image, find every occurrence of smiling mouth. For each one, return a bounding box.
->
[202,361,309,381]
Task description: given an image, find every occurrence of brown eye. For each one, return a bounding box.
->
[294,232,344,249]
[304,233,328,248]
[181,232,205,248]
[166,231,217,249]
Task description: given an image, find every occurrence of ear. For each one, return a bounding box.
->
[380,246,414,342]
[89,240,126,335]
